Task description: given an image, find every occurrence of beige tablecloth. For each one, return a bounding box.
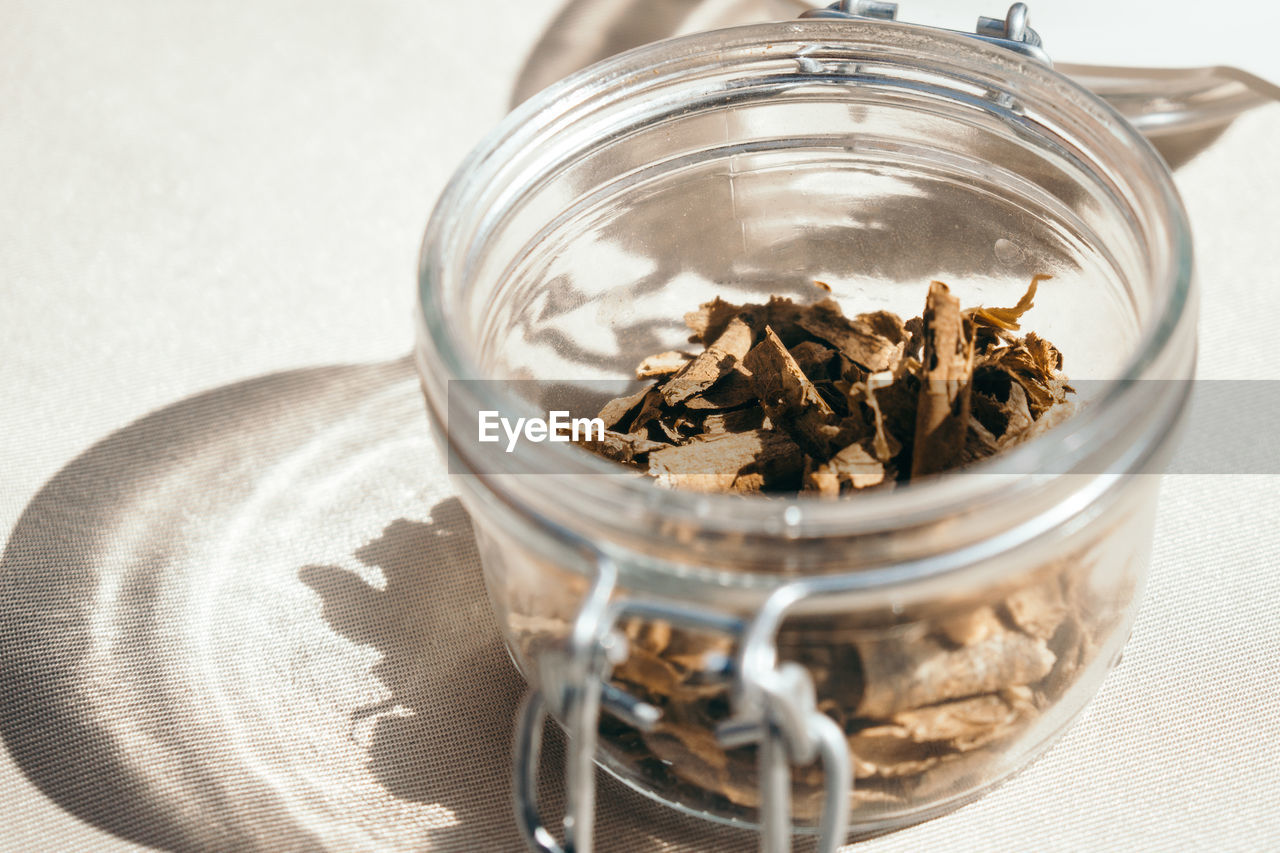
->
[2,2,1278,851]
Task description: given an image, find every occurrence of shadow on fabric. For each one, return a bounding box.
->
[0,358,760,852]
[298,504,537,851]
[300,504,765,852]
[0,361,425,851]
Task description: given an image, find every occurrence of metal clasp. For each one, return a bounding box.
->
[716,583,852,853]
[512,556,737,853]
[801,1,1051,65]
[513,557,634,853]
[512,554,856,853]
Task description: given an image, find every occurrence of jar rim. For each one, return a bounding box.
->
[416,19,1195,552]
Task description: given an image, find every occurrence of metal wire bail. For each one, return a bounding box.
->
[512,564,859,853]
[512,557,622,853]
[716,583,854,853]
[516,558,845,852]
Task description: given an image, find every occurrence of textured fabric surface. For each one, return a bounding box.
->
[2,2,1278,851]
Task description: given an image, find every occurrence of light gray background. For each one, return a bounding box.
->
[2,1,1278,850]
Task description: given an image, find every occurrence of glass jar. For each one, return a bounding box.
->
[415,18,1195,850]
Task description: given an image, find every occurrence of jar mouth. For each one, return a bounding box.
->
[416,20,1195,547]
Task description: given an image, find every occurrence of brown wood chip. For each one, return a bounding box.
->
[660,315,757,405]
[911,281,975,478]
[612,645,683,696]
[805,441,885,495]
[636,350,693,378]
[628,386,670,435]
[700,406,767,435]
[579,430,669,465]
[1003,580,1070,641]
[967,273,1049,331]
[855,626,1056,718]
[788,340,838,381]
[745,325,837,456]
[796,299,907,373]
[847,725,948,780]
[648,428,803,493]
[596,385,652,430]
[892,694,1022,742]
[683,297,744,344]
[935,605,1003,647]
[660,347,737,407]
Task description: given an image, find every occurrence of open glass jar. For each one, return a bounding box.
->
[416,16,1196,852]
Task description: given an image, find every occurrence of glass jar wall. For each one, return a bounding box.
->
[416,19,1195,839]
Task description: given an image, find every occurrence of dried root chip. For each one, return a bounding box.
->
[982,357,1066,419]
[662,314,758,405]
[904,315,925,361]
[778,633,866,712]
[622,617,672,655]
[596,385,652,430]
[796,299,907,373]
[580,430,669,465]
[846,691,1036,780]
[613,646,684,697]
[1041,607,1097,703]
[648,428,803,493]
[683,297,743,344]
[642,725,760,809]
[625,386,667,435]
[855,627,1055,718]
[967,273,1049,332]
[1003,580,1070,641]
[700,406,767,435]
[863,373,904,465]
[682,366,757,411]
[890,692,1028,749]
[644,722,725,770]
[935,605,1003,647]
[712,313,759,360]
[760,296,811,346]
[636,350,693,378]
[745,326,838,456]
[661,347,738,406]
[912,281,976,478]
[961,416,1001,465]
[848,725,950,779]
[788,340,838,381]
[804,442,885,495]
[971,366,1033,440]
[1000,397,1078,449]
[867,363,919,457]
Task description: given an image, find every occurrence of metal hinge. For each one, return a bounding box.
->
[800,1,1051,65]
